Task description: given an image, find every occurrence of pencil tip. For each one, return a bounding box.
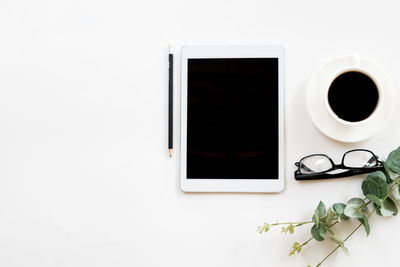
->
[169,149,173,158]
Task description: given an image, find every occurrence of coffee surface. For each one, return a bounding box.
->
[328,71,379,122]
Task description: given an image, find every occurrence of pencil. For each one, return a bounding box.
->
[168,45,173,158]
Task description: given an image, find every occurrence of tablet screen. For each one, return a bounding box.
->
[187,58,278,179]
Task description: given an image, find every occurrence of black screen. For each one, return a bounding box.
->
[186,58,279,179]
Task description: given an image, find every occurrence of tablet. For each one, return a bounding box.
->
[180,45,285,192]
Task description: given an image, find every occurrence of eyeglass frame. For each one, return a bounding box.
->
[294,149,384,180]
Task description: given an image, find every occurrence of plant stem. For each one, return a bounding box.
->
[271,215,341,229]
[292,221,340,257]
[270,221,314,226]
[315,244,340,267]
[360,200,371,210]
[315,208,376,267]
[388,175,400,191]
[302,236,313,245]
[343,223,363,242]
[315,223,363,267]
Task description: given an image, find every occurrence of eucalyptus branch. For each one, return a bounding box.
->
[289,237,313,256]
[257,147,400,267]
[314,207,377,267]
[257,220,315,234]
[314,223,363,267]
[271,221,314,226]
[315,244,341,267]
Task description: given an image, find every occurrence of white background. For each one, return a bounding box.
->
[0,0,399,266]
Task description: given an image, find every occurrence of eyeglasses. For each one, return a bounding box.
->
[294,149,384,180]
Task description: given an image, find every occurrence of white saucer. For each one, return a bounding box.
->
[306,55,395,143]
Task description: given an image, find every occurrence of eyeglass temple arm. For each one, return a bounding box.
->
[295,165,384,180]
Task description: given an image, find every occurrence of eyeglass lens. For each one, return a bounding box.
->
[299,155,333,174]
[343,150,376,168]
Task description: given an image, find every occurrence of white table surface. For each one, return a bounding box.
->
[0,0,399,266]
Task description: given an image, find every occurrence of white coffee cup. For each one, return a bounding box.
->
[323,53,383,127]
[306,53,395,143]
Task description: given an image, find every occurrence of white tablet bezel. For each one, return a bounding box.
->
[180,45,285,193]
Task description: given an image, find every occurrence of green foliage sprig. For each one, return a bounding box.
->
[258,147,400,267]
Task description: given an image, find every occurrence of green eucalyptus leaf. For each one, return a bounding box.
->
[347,198,364,205]
[322,208,337,225]
[365,171,388,199]
[374,178,388,199]
[362,179,380,198]
[339,214,349,222]
[383,161,394,184]
[390,184,400,203]
[311,224,326,241]
[366,170,386,182]
[389,198,398,216]
[386,147,400,174]
[377,198,398,217]
[330,233,348,254]
[313,209,320,226]
[358,214,370,236]
[341,246,349,255]
[316,201,326,217]
[333,203,349,222]
[344,203,364,218]
[366,194,382,207]
[312,201,326,223]
[333,203,345,215]
[348,198,368,212]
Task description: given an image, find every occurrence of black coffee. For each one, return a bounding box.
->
[328,71,379,122]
